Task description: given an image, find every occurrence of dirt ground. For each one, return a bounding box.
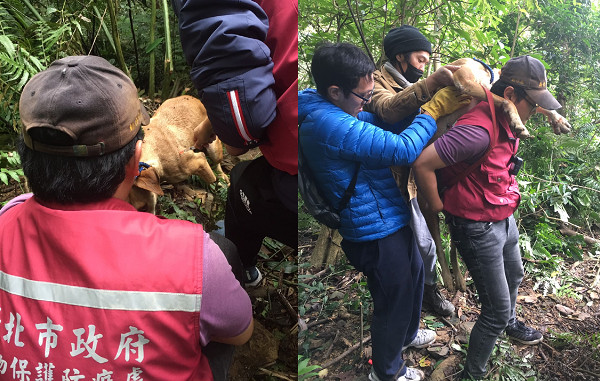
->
[299,228,600,381]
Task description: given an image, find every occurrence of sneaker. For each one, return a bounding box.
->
[244,266,263,287]
[368,367,424,381]
[423,283,455,316]
[402,329,436,351]
[505,320,543,345]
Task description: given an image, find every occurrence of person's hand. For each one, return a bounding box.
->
[426,65,460,91]
[420,86,471,120]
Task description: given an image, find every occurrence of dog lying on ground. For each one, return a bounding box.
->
[128,95,227,214]
[399,58,571,292]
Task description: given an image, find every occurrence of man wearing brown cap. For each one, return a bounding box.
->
[365,25,458,317]
[0,55,252,379]
[413,55,560,380]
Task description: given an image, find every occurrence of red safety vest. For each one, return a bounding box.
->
[439,101,521,222]
[0,197,212,380]
[254,0,298,175]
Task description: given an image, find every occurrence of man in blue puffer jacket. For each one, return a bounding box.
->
[299,42,470,381]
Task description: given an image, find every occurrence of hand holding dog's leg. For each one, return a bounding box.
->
[425,65,461,93]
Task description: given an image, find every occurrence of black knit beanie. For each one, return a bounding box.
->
[383,25,432,62]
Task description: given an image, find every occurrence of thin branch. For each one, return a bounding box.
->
[321,335,372,369]
[521,173,600,194]
[345,0,374,64]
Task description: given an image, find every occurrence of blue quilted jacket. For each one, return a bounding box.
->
[298,89,437,242]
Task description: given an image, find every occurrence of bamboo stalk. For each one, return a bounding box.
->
[161,0,173,74]
[106,0,130,77]
[20,0,43,22]
[149,0,157,97]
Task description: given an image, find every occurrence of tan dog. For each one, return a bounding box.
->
[128,95,226,214]
[441,58,571,139]
[405,58,571,292]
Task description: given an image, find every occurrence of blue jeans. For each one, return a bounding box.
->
[342,226,424,380]
[447,214,524,379]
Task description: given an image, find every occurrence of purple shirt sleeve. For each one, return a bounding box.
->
[0,193,33,216]
[433,124,490,166]
[198,231,252,346]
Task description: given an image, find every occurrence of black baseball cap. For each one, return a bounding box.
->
[20,55,150,156]
[500,55,561,110]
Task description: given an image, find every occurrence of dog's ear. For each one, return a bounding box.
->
[193,118,215,149]
[134,167,164,196]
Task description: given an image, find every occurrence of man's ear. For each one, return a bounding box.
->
[126,140,143,179]
[503,86,516,102]
[396,53,408,73]
[327,85,343,102]
[135,139,143,163]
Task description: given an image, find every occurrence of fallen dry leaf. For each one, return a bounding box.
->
[556,304,575,316]
[517,295,537,304]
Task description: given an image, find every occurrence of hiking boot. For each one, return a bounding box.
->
[505,320,543,345]
[244,266,263,287]
[402,329,436,351]
[423,283,455,316]
[368,367,425,381]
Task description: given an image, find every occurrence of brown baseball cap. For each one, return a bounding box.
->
[19,55,150,156]
[499,55,562,110]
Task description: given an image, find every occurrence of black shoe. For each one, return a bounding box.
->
[423,283,455,316]
[505,320,543,345]
[244,266,263,287]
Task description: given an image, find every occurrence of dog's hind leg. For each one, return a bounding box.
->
[450,241,466,291]
[418,195,455,291]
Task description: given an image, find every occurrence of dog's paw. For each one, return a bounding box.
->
[514,123,532,139]
[549,114,572,135]
[503,101,531,138]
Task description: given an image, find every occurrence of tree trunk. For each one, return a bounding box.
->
[309,225,344,268]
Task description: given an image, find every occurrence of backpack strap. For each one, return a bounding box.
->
[299,114,360,212]
[338,162,360,211]
[442,85,498,190]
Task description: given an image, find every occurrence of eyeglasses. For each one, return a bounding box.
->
[523,94,538,113]
[350,90,374,104]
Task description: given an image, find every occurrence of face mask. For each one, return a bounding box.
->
[402,62,424,83]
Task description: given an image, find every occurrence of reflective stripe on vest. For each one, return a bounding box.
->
[0,270,201,312]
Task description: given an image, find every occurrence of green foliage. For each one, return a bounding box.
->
[298,355,322,380]
[487,338,537,380]
[0,0,193,139]
[0,150,23,185]
[298,193,321,232]
[548,329,600,357]
[156,195,199,223]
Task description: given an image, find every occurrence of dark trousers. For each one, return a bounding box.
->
[447,214,523,379]
[341,226,424,380]
[203,232,244,381]
[224,156,298,268]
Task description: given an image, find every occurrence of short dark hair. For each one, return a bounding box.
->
[18,128,144,204]
[490,79,527,102]
[311,42,375,97]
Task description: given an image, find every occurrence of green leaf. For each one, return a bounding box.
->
[145,38,164,54]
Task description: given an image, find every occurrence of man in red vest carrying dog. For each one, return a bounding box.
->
[414,55,561,380]
[0,55,253,380]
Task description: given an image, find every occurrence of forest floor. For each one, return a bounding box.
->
[298,227,600,381]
